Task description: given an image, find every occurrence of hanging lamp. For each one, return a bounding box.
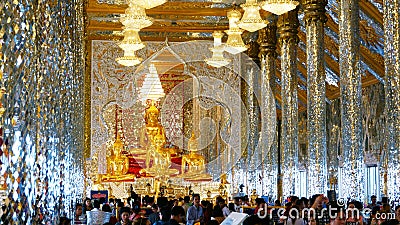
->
[262,0,299,16]
[237,0,268,32]
[205,31,231,68]
[225,9,248,55]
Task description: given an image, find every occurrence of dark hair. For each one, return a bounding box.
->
[371,195,377,199]
[372,206,380,215]
[59,216,71,225]
[102,204,112,212]
[192,194,200,200]
[171,206,185,216]
[243,215,262,225]
[152,204,158,209]
[93,199,101,209]
[75,203,83,209]
[395,205,400,212]
[208,220,220,225]
[160,209,171,222]
[120,207,131,215]
[184,196,190,202]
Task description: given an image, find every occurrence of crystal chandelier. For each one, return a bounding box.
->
[225,9,248,55]
[134,0,167,9]
[139,64,165,103]
[118,29,145,52]
[238,0,268,32]
[121,3,153,30]
[205,31,231,68]
[262,0,299,15]
[116,49,142,67]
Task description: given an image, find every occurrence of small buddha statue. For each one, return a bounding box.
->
[104,133,130,180]
[250,189,258,206]
[181,132,206,175]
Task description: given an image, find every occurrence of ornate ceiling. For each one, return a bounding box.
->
[85,0,385,113]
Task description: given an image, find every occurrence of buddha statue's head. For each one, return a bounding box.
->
[113,133,124,157]
[188,132,198,152]
[153,130,166,149]
[146,105,160,125]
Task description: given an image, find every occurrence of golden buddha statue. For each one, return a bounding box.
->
[140,104,166,149]
[181,132,206,175]
[146,130,171,172]
[103,133,130,181]
[141,104,178,177]
[250,189,258,206]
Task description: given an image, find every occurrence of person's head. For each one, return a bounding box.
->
[371,195,377,204]
[170,206,185,222]
[295,199,305,209]
[234,197,241,206]
[85,198,92,207]
[151,204,159,213]
[102,204,112,213]
[395,205,400,221]
[308,216,318,225]
[120,207,131,222]
[173,199,179,207]
[75,203,83,217]
[184,196,190,203]
[275,200,281,206]
[59,217,71,225]
[218,199,226,208]
[332,211,346,225]
[93,199,101,209]
[192,194,200,206]
[255,198,266,207]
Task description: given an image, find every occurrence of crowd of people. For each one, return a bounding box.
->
[60,194,400,225]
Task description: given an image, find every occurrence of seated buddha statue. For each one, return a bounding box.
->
[250,189,258,206]
[181,132,206,175]
[103,133,130,181]
[140,104,166,150]
[146,130,171,172]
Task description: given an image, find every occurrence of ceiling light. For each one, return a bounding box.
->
[224,9,248,55]
[205,31,231,68]
[121,3,153,30]
[262,0,299,15]
[134,0,167,9]
[118,29,145,52]
[140,64,165,103]
[238,0,268,32]
[116,50,142,67]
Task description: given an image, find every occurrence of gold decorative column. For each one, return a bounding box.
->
[303,0,328,196]
[277,8,300,197]
[339,0,364,199]
[383,0,400,198]
[258,21,278,199]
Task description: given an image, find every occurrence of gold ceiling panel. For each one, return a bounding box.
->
[85,0,386,107]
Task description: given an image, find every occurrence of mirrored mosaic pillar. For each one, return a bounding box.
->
[277,8,300,198]
[258,21,278,199]
[339,0,364,200]
[0,0,85,223]
[383,0,400,199]
[303,0,328,196]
